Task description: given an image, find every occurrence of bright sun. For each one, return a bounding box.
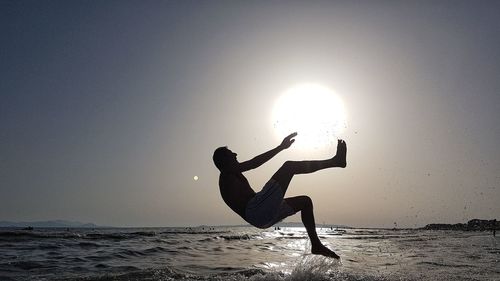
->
[272,83,347,149]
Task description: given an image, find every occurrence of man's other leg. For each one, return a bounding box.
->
[285,196,340,259]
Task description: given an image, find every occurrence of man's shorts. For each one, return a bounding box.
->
[245,179,297,229]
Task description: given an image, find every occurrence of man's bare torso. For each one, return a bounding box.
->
[219,172,256,219]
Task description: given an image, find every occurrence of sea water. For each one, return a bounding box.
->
[0,227,498,281]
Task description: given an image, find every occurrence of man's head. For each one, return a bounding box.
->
[213,146,238,171]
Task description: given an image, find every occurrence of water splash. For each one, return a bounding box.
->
[288,255,340,281]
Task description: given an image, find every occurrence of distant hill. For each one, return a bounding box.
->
[0,220,98,228]
[423,219,498,231]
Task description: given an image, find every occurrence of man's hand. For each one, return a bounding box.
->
[279,132,297,150]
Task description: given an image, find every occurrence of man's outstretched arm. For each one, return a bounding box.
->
[239,132,297,172]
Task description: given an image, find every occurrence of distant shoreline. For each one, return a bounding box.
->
[422,219,498,231]
[0,220,98,228]
[1,218,497,230]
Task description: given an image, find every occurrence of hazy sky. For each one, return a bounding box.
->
[1,1,499,228]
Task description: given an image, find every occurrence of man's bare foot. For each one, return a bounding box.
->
[311,244,340,259]
[332,139,347,168]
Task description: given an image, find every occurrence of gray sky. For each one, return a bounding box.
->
[1,1,499,228]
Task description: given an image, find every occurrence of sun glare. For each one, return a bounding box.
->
[272,83,347,149]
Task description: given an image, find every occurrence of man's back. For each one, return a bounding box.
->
[219,172,255,219]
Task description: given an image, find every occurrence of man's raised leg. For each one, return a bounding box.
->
[285,196,340,259]
[272,140,347,194]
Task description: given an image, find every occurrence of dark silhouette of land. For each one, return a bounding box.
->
[423,219,498,233]
[213,132,346,259]
[0,220,98,228]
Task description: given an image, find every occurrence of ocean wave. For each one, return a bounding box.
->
[38,243,62,250]
[143,246,173,254]
[5,260,53,270]
[117,249,147,257]
[94,247,173,261]
[0,230,159,241]
[160,230,231,235]
[0,229,236,242]
[61,259,402,281]
[84,231,159,240]
[276,236,307,240]
[78,241,102,248]
[417,261,475,268]
[340,235,403,240]
[130,231,156,236]
[0,231,82,240]
[85,233,130,240]
[220,234,255,240]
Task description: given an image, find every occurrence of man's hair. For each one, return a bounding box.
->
[213,146,228,171]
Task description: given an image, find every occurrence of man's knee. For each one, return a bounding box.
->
[281,161,294,171]
[301,195,313,209]
[274,161,295,179]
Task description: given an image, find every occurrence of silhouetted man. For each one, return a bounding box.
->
[213,132,347,259]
